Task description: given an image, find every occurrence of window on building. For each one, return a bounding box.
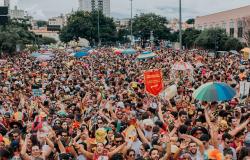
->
[230,28,234,37]
[204,23,207,29]
[229,20,234,28]
[215,24,219,28]
[238,20,243,38]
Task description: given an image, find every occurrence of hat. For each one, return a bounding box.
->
[191,126,208,136]
[95,128,107,144]
[9,121,23,130]
[117,102,125,108]
[39,112,47,118]
[143,119,154,127]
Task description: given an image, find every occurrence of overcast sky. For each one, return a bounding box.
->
[1,0,250,20]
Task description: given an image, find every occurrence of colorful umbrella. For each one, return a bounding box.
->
[31,52,42,57]
[74,51,88,58]
[122,48,136,54]
[172,61,193,71]
[137,51,156,59]
[114,49,122,55]
[192,82,236,102]
[36,55,53,61]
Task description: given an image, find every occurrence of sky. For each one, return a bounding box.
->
[1,0,250,20]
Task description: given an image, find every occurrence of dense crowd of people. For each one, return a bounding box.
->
[0,48,249,160]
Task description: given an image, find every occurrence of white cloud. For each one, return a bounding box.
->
[10,0,250,20]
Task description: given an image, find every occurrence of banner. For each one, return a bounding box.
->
[144,69,163,96]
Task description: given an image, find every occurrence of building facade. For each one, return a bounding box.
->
[115,18,130,30]
[10,6,25,19]
[78,0,110,17]
[3,0,10,6]
[195,5,250,42]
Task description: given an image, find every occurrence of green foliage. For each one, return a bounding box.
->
[225,37,243,51]
[36,20,48,28]
[132,13,171,41]
[38,37,57,45]
[117,29,130,43]
[0,22,36,54]
[59,11,117,44]
[186,18,195,24]
[195,28,229,50]
[182,28,201,49]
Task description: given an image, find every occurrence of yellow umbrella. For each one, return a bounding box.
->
[241,47,250,53]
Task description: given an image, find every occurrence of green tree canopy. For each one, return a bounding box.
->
[132,13,171,41]
[195,28,229,50]
[0,21,36,54]
[186,18,195,24]
[182,28,201,49]
[59,11,117,45]
[225,37,243,51]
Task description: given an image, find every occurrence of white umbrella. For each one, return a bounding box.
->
[172,62,194,71]
[36,55,53,61]
[137,52,156,59]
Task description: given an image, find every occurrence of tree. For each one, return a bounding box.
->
[59,11,117,44]
[225,37,243,51]
[0,20,36,54]
[182,28,201,49]
[38,37,57,45]
[132,13,171,41]
[117,28,130,44]
[186,18,195,25]
[195,28,228,50]
[36,20,48,28]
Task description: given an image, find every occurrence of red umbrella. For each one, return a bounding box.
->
[114,50,122,55]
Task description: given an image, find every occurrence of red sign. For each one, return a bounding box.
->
[144,69,163,96]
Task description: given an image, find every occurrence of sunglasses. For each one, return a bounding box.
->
[129,154,135,157]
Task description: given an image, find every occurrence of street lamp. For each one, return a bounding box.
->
[179,0,182,50]
[130,0,133,47]
[97,0,101,47]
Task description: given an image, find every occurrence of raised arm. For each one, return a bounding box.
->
[74,142,93,159]
[108,142,127,157]
[229,118,250,137]
[135,124,150,145]
[160,135,171,160]
[21,135,31,160]
[158,102,165,123]
[181,134,205,155]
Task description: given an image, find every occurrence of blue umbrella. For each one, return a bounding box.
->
[74,51,89,58]
[122,48,136,54]
[31,52,42,57]
[137,51,156,59]
[142,51,152,54]
[192,82,236,102]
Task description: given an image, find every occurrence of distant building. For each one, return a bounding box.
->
[195,5,250,42]
[10,6,25,19]
[48,14,66,31]
[78,0,110,17]
[115,18,130,30]
[3,0,10,6]
[30,28,59,41]
[167,18,194,32]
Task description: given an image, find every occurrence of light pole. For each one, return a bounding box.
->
[179,0,182,50]
[130,0,133,47]
[98,0,100,47]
